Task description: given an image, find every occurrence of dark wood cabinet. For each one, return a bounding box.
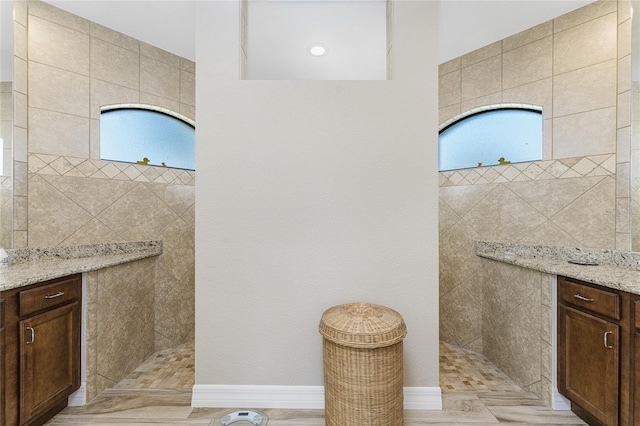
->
[0,274,81,426]
[20,301,80,425]
[557,276,640,426]
[557,275,635,426]
[1,298,5,425]
[558,304,619,425]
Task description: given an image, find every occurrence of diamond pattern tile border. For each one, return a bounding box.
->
[440,155,615,187]
[28,154,195,186]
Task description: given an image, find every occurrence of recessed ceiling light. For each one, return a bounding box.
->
[308,43,328,57]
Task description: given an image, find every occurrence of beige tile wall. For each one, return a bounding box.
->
[439,0,630,404]
[85,258,157,401]
[16,0,196,398]
[0,82,13,249]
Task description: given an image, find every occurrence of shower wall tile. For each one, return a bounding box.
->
[90,38,140,90]
[440,278,482,348]
[180,71,196,106]
[552,107,616,158]
[90,79,140,119]
[180,104,195,122]
[460,41,501,68]
[28,62,90,117]
[503,21,552,52]
[90,22,139,53]
[502,78,552,116]
[553,0,616,33]
[96,258,155,390]
[550,176,615,248]
[141,41,181,68]
[439,220,483,296]
[480,260,545,398]
[553,13,617,75]
[13,57,26,94]
[461,56,502,102]
[28,15,90,75]
[502,37,552,90]
[439,104,460,125]
[29,0,90,34]
[439,70,461,108]
[181,58,196,74]
[553,59,617,117]
[13,92,27,129]
[28,108,90,158]
[618,89,632,128]
[460,92,502,114]
[439,57,460,76]
[140,93,181,115]
[28,175,92,247]
[618,17,632,58]
[140,56,181,102]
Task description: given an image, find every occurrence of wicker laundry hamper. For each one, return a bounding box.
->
[319,303,407,426]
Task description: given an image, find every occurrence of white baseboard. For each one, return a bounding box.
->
[191,385,325,409]
[68,382,86,407]
[551,388,571,411]
[404,387,442,410]
[191,385,443,410]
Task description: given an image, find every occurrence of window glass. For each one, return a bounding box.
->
[438,108,542,172]
[100,108,195,170]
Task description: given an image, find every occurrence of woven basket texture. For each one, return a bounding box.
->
[319,303,406,426]
[319,303,407,348]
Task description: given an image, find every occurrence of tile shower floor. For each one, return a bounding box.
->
[45,342,587,425]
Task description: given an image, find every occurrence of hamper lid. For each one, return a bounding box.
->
[319,303,407,348]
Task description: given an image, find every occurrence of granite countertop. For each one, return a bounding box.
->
[475,241,640,296]
[0,241,162,292]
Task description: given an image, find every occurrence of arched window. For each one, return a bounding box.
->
[100,105,195,170]
[438,105,542,172]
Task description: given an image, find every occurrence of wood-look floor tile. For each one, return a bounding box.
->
[59,389,194,418]
[477,391,547,407]
[44,342,590,425]
[46,417,213,425]
[404,394,500,424]
[487,406,588,424]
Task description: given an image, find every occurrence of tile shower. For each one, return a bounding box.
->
[12,0,196,401]
[439,0,630,406]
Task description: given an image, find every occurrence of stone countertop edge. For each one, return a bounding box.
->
[0,240,162,292]
[475,241,640,296]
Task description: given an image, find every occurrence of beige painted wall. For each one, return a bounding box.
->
[12,0,196,397]
[439,0,631,402]
[195,0,440,399]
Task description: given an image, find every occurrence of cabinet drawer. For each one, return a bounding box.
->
[19,275,81,317]
[558,277,620,320]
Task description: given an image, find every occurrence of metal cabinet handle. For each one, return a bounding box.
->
[574,294,594,302]
[44,291,64,299]
[604,331,614,349]
[26,327,34,345]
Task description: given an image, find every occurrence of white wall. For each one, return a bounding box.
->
[194,0,440,408]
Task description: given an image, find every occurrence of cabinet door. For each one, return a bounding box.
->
[1,298,4,426]
[558,305,619,426]
[635,332,640,426]
[19,301,80,425]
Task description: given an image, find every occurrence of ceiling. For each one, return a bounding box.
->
[1,0,597,81]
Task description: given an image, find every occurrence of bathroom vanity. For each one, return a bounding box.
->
[0,241,162,426]
[475,241,640,426]
[557,275,632,426]
[1,274,81,426]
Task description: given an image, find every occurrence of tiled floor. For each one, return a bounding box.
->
[46,342,587,425]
